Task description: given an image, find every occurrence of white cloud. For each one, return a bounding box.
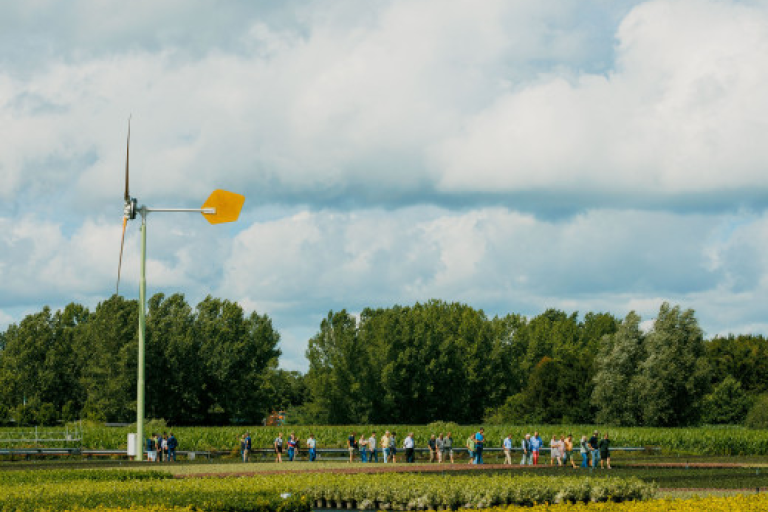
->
[1,0,768,371]
[430,0,768,197]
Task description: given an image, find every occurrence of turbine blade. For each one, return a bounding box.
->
[116,216,127,294]
[124,116,131,202]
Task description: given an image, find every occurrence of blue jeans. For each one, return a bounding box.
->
[288,447,295,461]
[383,448,390,463]
[591,449,600,468]
[520,452,532,465]
[581,452,588,468]
[360,448,367,463]
[369,449,378,462]
[474,444,484,464]
[309,448,316,461]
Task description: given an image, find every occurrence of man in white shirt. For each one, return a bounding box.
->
[403,432,415,463]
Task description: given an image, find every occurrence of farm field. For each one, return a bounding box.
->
[4,423,764,456]
[3,460,768,511]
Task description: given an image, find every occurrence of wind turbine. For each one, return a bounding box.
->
[116,119,245,461]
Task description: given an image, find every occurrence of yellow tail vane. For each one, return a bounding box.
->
[201,189,246,224]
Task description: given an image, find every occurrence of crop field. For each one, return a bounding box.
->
[4,424,768,511]
[4,458,768,511]
[3,423,764,456]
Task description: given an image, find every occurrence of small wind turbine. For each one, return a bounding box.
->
[116,118,245,461]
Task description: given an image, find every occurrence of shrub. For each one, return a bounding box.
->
[745,393,768,429]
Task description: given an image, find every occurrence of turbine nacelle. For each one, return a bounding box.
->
[124,197,138,220]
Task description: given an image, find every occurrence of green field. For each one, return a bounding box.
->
[36,423,768,456]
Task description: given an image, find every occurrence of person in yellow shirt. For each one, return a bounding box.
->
[381,431,391,463]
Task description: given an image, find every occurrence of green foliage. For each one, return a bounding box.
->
[0,294,283,425]
[0,470,653,511]
[706,334,768,394]
[307,302,618,425]
[592,312,646,426]
[745,394,768,429]
[636,303,710,426]
[702,375,753,425]
[591,304,711,427]
[31,422,768,455]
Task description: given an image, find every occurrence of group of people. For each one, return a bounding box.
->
[268,432,317,463]
[518,431,612,469]
[348,431,411,463]
[145,432,178,462]
[239,429,612,467]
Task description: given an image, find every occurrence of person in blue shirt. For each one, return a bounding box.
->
[503,434,513,464]
[243,432,252,462]
[166,433,178,462]
[530,431,542,465]
[474,428,485,464]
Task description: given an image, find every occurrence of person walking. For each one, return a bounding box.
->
[359,433,368,463]
[579,435,590,468]
[428,434,437,463]
[390,432,398,463]
[244,432,252,462]
[589,431,600,468]
[368,432,378,463]
[348,432,357,463]
[307,434,317,462]
[503,434,513,465]
[521,434,532,465]
[466,433,476,464]
[530,432,542,465]
[403,432,415,463]
[474,428,485,464]
[444,432,454,463]
[274,432,284,463]
[599,433,612,469]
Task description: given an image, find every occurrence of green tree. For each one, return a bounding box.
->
[701,375,753,424]
[78,295,138,422]
[635,303,710,426]
[592,311,646,425]
[706,335,768,394]
[194,296,281,424]
[305,310,360,424]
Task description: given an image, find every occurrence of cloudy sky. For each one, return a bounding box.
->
[1,0,767,370]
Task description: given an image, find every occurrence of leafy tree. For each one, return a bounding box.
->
[706,334,768,394]
[745,394,768,429]
[146,293,201,423]
[701,375,753,424]
[592,311,646,425]
[194,296,281,424]
[79,295,138,422]
[305,310,360,424]
[635,303,710,426]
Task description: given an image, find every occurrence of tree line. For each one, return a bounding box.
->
[303,301,767,427]
[0,294,305,426]
[1,296,766,427]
